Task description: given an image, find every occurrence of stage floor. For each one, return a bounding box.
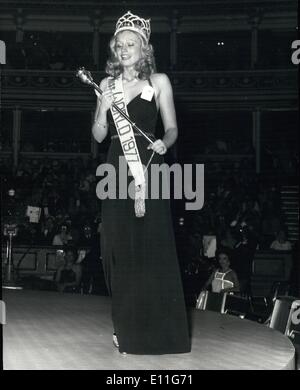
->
[2,289,296,370]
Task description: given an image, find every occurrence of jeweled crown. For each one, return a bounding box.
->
[114,10,151,43]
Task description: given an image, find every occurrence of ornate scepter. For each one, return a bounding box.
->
[76,67,155,145]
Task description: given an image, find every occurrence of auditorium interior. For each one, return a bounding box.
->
[0,0,299,370]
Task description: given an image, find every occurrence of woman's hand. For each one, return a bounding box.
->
[147,139,167,155]
[98,87,114,112]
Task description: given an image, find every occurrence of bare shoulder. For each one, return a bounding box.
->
[151,73,172,88]
[150,73,173,100]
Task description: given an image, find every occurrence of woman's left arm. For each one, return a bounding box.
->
[221,272,240,293]
[148,74,178,154]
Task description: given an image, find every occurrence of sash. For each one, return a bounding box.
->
[108,75,146,217]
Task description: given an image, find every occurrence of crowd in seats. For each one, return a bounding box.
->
[4,30,293,72]
[188,170,284,248]
[1,154,298,299]
[1,156,102,246]
[180,168,296,304]
[0,155,294,253]
[1,154,107,295]
[6,38,94,71]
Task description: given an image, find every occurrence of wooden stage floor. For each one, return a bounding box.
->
[2,289,296,370]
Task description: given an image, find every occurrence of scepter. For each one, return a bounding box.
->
[76,67,155,145]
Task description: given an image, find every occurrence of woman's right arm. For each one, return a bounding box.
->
[92,78,113,143]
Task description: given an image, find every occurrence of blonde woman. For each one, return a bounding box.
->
[92,11,190,355]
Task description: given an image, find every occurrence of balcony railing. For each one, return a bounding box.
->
[1,68,298,110]
[1,68,297,91]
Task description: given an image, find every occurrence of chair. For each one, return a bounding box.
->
[270,281,291,303]
[285,300,300,343]
[223,294,250,319]
[249,281,291,323]
[268,297,300,347]
[196,291,227,313]
[0,300,6,325]
[196,291,249,319]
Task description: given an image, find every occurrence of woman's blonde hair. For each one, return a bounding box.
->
[105,31,156,79]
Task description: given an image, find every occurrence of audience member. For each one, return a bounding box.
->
[220,228,237,250]
[52,224,72,246]
[39,216,56,245]
[270,230,292,251]
[232,224,257,295]
[202,250,240,293]
[55,247,82,293]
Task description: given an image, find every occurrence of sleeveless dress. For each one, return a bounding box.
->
[211,269,235,293]
[101,78,191,355]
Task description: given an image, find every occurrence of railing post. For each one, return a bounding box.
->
[15,8,24,43]
[13,106,21,168]
[170,9,179,70]
[253,108,261,174]
[92,10,101,70]
[248,10,262,69]
[91,111,97,158]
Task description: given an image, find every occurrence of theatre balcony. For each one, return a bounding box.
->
[1,68,298,111]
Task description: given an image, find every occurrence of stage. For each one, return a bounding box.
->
[2,289,296,370]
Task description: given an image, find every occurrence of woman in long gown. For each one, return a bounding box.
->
[92,11,191,355]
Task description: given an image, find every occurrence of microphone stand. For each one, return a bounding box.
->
[2,225,23,290]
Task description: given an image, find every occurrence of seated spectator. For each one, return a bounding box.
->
[52,224,72,246]
[270,230,292,251]
[220,228,237,250]
[39,216,56,245]
[232,223,257,294]
[202,250,240,294]
[261,201,282,245]
[80,242,106,295]
[64,217,80,245]
[78,222,97,246]
[55,247,82,293]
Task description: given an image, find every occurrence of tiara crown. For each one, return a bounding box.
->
[114,11,151,43]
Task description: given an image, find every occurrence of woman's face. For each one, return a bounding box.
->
[60,225,68,234]
[218,254,230,270]
[115,30,142,68]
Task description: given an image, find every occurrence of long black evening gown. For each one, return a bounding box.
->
[101,79,191,354]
